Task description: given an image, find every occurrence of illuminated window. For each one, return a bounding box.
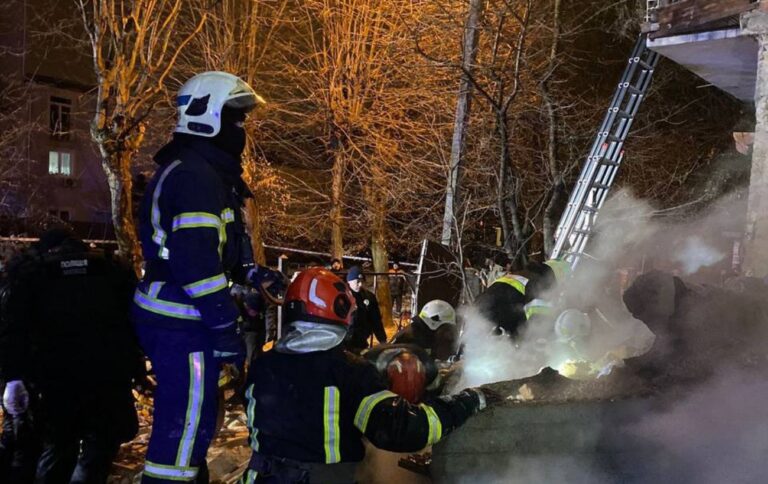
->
[49,151,72,175]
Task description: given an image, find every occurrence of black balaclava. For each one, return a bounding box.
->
[212,106,248,157]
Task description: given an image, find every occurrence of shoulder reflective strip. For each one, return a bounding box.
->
[183,273,228,298]
[134,289,202,321]
[545,259,571,282]
[494,276,528,295]
[221,208,235,223]
[143,461,197,481]
[309,278,328,308]
[148,281,165,299]
[245,384,260,452]
[524,298,554,319]
[353,390,398,433]
[420,404,443,445]
[244,469,258,484]
[324,386,341,464]
[176,352,205,467]
[151,160,182,259]
[172,212,222,232]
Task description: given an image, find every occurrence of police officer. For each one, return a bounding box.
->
[242,268,494,483]
[132,71,264,482]
[345,265,387,352]
[0,228,140,483]
[391,299,459,362]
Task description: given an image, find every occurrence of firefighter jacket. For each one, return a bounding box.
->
[0,241,140,387]
[244,346,481,465]
[133,135,255,330]
[347,288,386,350]
[390,317,458,361]
[474,273,530,336]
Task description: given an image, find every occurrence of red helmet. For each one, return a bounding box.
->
[284,268,356,327]
[386,351,427,404]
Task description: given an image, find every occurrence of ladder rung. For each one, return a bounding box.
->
[625,85,643,96]
[581,205,598,214]
[599,158,620,167]
[604,134,623,144]
[637,58,655,71]
[614,109,632,119]
[572,228,591,236]
[591,182,610,190]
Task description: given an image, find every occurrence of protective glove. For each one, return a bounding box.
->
[467,386,504,411]
[211,325,246,366]
[2,380,29,416]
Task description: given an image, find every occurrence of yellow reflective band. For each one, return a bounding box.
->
[133,288,202,321]
[176,352,205,467]
[241,469,259,484]
[245,384,260,452]
[354,390,398,433]
[545,259,571,283]
[524,298,554,320]
[323,386,342,463]
[172,212,222,232]
[217,209,234,258]
[183,273,228,298]
[420,404,443,445]
[143,461,198,481]
[493,275,528,295]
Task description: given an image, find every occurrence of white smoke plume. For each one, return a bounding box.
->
[672,236,725,275]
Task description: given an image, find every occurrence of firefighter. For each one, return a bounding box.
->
[390,299,459,362]
[0,228,140,483]
[132,71,265,483]
[242,268,494,483]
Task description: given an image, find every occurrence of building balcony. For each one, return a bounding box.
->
[647,0,760,40]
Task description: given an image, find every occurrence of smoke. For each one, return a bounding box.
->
[627,367,768,484]
[672,236,724,275]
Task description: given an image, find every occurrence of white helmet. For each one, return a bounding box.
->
[418,300,456,330]
[554,309,592,342]
[175,71,265,137]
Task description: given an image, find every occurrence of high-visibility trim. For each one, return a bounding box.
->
[420,404,443,445]
[524,298,554,320]
[242,469,259,484]
[323,386,341,463]
[545,259,571,283]
[245,384,260,452]
[143,461,198,481]
[172,212,222,232]
[353,390,398,433]
[183,273,228,298]
[134,289,202,320]
[217,208,234,257]
[148,281,165,298]
[493,275,529,295]
[151,159,182,260]
[176,352,205,467]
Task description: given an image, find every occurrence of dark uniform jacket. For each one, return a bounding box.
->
[474,273,530,337]
[347,288,386,350]
[0,240,140,387]
[244,346,481,464]
[391,317,458,361]
[133,135,255,330]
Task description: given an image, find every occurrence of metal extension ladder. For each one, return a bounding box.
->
[550,35,660,267]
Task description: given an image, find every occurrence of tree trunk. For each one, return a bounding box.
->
[330,150,345,261]
[441,0,484,247]
[542,0,563,256]
[370,204,394,333]
[495,111,526,264]
[103,150,141,274]
[244,198,267,265]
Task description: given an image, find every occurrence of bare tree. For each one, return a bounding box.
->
[75,0,207,266]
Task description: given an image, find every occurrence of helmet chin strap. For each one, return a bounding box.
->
[275,321,348,354]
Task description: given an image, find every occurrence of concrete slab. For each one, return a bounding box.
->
[647,28,758,102]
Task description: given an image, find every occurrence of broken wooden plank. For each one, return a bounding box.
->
[652,0,758,39]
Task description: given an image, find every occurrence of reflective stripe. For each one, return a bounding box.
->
[242,469,258,484]
[245,384,260,452]
[172,212,222,232]
[221,208,235,223]
[151,160,182,260]
[218,208,234,258]
[524,298,554,320]
[323,386,341,463]
[176,352,205,467]
[134,289,202,320]
[353,390,398,433]
[183,273,228,298]
[143,461,198,481]
[148,281,165,298]
[493,275,528,295]
[420,404,443,445]
[545,259,571,283]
